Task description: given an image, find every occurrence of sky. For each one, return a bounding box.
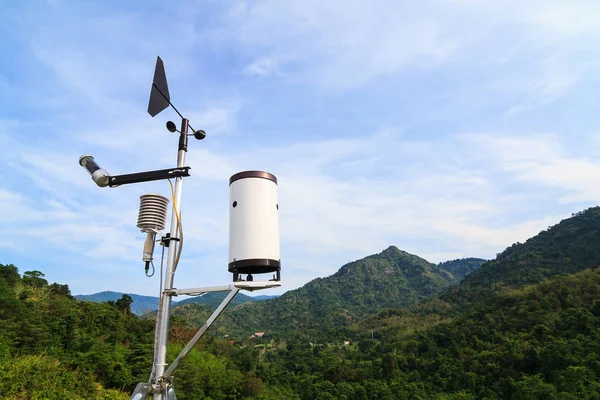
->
[0,0,599,298]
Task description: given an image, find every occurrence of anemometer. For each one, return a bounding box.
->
[79,56,282,400]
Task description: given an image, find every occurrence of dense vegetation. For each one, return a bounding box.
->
[0,264,281,399]
[1,206,599,399]
[0,265,148,398]
[232,266,600,399]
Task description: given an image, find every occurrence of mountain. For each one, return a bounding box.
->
[359,206,600,338]
[175,291,260,308]
[280,268,600,399]
[76,290,264,316]
[247,207,600,398]
[177,247,485,338]
[251,295,280,301]
[438,257,488,283]
[75,291,166,316]
[373,267,600,398]
[444,206,600,307]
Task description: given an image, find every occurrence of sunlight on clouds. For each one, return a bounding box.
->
[527,1,600,36]
[466,134,600,205]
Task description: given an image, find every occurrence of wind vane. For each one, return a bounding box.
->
[147,56,170,118]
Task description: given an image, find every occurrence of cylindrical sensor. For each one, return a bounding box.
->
[79,155,110,187]
[229,171,280,280]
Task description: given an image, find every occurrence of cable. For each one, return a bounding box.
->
[145,260,155,277]
[149,241,167,383]
[168,179,184,272]
[159,244,165,296]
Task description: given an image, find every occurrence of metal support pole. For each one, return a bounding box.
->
[163,288,239,378]
[152,118,189,399]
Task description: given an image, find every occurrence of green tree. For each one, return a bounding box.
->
[512,375,557,399]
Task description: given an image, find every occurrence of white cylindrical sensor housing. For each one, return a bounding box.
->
[229,171,280,278]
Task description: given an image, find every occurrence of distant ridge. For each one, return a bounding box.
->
[75,290,266,316]
[250,295,279,301]
[75,291,166,316]
[174,291,261,309]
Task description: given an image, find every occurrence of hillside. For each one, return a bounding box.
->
[359,206,600,337]
[0,265,153,398]
[438,257,490,283]
[177,247,484,338]
[444,206,600,307]
[259,268,600,399]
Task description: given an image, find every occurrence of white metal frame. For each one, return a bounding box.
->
[129,123,280,398]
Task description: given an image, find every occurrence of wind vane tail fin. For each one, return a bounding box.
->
[147,56,170,117]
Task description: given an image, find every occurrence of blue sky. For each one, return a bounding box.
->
[1,0,599,297]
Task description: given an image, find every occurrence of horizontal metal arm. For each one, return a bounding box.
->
[166,285,238,296]
[108,166,191,187]
[167,281,282,297]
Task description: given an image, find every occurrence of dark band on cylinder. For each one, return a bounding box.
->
[229,258,281,274]
[230,171,278,185]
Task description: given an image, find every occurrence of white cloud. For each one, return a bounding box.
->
[243,56,287,77]
[466,134,600,204]
[221,0,459,88]
[215,0,600,93]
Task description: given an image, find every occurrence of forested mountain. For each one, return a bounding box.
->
[438,257,489,283]
[252,294,280,301]
[241,207,600,398]
[443,206,600,307]
[177,248,485,338]
[255,267,600,399]
[359,207,600,337]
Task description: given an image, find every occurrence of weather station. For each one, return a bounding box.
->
[78,56,282,400]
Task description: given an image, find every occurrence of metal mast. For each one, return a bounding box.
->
[152,118,188,398]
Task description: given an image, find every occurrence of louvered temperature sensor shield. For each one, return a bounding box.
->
[137,194,170,267]
[137,194,169,233]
